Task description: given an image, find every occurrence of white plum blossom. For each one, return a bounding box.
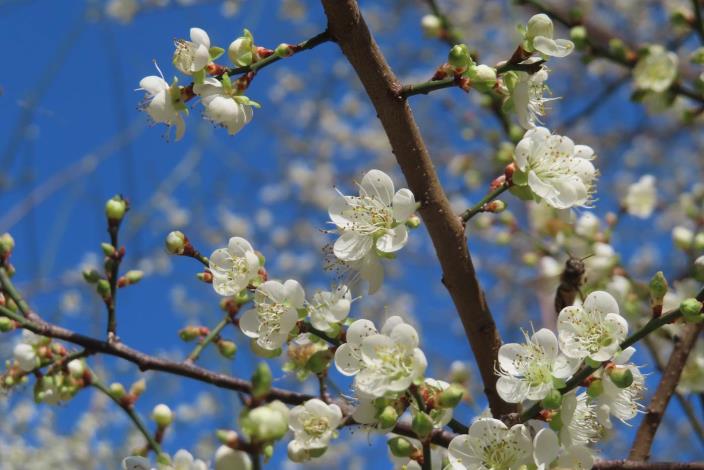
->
[532,428,594,470]
[13,343,37,372]
[633,45,679,93]
[194,77,255,135]
[287,398,342,458]
[512,127,597,209]
[173,27,211,75]
[446,418,532,470]
[209,236,261,296]
[558,291,628,362]
[510,68,555,129]
[137,67,186,141]
[334,316,427,397]
[523,14,574,58]
[593,347,645,426]
[308,285,352,333]
[557,392,604,446]
[349,251,385,294]
[496,328,579,403]
[329,169,416,262]
[624,174,657,218]
[214,445,252,470]
[239,279,305,351]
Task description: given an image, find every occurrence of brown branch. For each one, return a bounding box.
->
[319,0,516,418]
[629,322,704,460]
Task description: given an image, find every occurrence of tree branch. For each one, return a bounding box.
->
[319,0,516,418]
[629,322,704,461]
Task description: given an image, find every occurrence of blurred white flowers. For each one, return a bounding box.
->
[633,45,678,93]
[624,175,657,218]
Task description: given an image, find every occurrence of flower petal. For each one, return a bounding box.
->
[392,188,415,222]
[333,231,372,261]
[360,169,394,206]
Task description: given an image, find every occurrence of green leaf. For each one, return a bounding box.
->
[209,46,225,60]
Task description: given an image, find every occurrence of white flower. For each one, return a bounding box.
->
[228,29,255,67]
[511,68,555,129]
[446,418,532,470]
[633,45,678,93]
[173,27,211,75]
[584,242,617,279]
[13,343,37,372]
[496,328,579,403]
[532,428,594,470]
[574,212,600,238]
[624,175,657,218]
[557,392,604,446]
[288,399,342,452]
[194,77,254,135]
[421,14,443,37]
[524,14,574,58]
[334,316,427,397]
[214,445,251,470]
[123,451,207,470]
[123,457,153,470]
[239,279,305,351]
[137,66,186,141]
[557,291,628,362]
[513,127,597,209]
[329,169,416,262]
[308,285,351,333]
[209,237,261,296]
[593,347,644,426]
[673,225,695,249]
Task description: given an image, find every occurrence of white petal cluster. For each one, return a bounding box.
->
[334,316,427,397]
[194,78,254,135]
[446,418,532,470]
[510,68,554,129]
[137,71,186,141]
[496,328,579,403]
[624,174,657,218]
[328,169,416,293]
[287,399,342,461]
[240,279,305,351]
[173,27,211,76]
[209,236,261,296]
[532,428,594,470]
[513,127,597,209]
[633,45,679,93]
[308,285,352,333]
[557,291,628,362]
[523,14,574,58]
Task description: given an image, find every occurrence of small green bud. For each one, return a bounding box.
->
[541,389,563,409]
[274,43,293,58]
[263,443,276,459]
[217,340,237,359]
[130,378,146,397]
[0,233,15,257]
[608,38,627,61]
[485,200,507,213]
[101,243,115,257]
[0,317,14,332]
[105,196,127,222]
[468,64,497,92]
[109,382,126,398]
[570,26,588,49]
[67,359,85,378]
[680,298,704,323]
[508,125,524,143]
[228,30,255,67]
[152,403,174,427]
[585,357,602,369]
[549,411,563,431]
[649,271,669,305]
[252,362,272,399]
[82,269,101,283]
[448,44,471,69]
[307,350,333,374]
[438,384,465,408]
[406,215,421,229]
[377,405,399,429]
[411,411,434,438]
[608,367,634,388]
[215,429,239,446]
[165,231,186,255]
[179,326,201,342]
[587,379,604,398]
[387,436,415,458]
[124,270,144,285]
[96,279,111,299]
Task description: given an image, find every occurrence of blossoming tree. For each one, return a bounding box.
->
[3,0,704,469]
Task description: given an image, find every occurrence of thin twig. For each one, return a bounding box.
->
[186,314,230,363]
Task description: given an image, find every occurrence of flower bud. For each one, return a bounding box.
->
[387,436,415,458]
[377,405,399,429]
[82,269,101,283]
[101,243,116,257]
[421,14,442,37]
[608,367,634,388]
[0,316,14,332]
[242,401,289,442]
[130,378,146,397]
[649,271,668,310]
[468,64,497,92]
[124,270,144,285]
[548,411,563,431]
[96,279,111,299]
[570,25,588,49]
[67,359,85,378]
[179,326,202,342]
[105,196,127,222]
[406,215,421,229]
[165,231,186,255]
[587,379,604,398]
[228,29,255,66]
[541,388,563,409]
[0,233,15,257]
[437,384,465,408]
[691,47,704,65]
[411,411,434,438]
[526,14,554,41]
[216,429,240,446]
[217,340,237,359]
[215,445,251,470]
[485,200,507,213]
[608,38,628,62]
[152,403,174,427]
[251,362,272,399]
[673,226,694,250]
[680,298,703,323]
[694,255,704,281]
[448,44,471,70]
[448,361,470,383]
[109,382,126,398]
[274,43,293,58]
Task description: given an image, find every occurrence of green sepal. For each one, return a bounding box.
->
[511,168,528,186]
[221,73,233,94]
[509,184,534,202]
[234,95,261,108]
[209,46,225,60]
[192,69,205,86]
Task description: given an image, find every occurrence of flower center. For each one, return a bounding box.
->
[173,39,197,71]
[371,344,414,381]
[302,416,330,438]
[257,302,288,339]
[345,196,394,236]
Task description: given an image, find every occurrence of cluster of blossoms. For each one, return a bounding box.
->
[138,27,266,140]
